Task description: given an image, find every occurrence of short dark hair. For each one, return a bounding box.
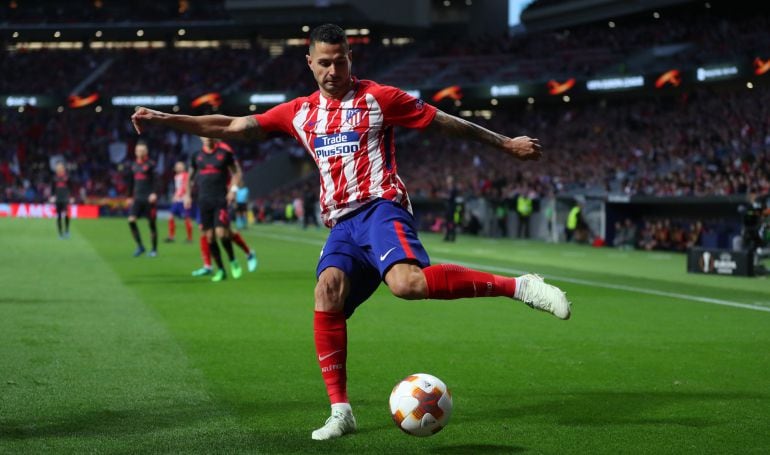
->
[309,23,348,51]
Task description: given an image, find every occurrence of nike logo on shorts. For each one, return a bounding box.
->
[379,247,397,262]
[318,350,343,362]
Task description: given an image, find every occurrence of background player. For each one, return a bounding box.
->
[191,216,258,276]
[132,23,570,440]
[234,182,250,229]
[165,161,194,243]
[126,141,158,257]
[50,161,73,239]
[185,137,256,281]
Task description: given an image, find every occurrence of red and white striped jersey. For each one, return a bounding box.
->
[173,171,189,202]
[254,78,437,226]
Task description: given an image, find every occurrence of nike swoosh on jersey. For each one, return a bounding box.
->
[318,350,343,362]
[379,247,397,262]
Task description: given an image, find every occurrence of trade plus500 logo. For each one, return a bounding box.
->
[314,132,360,158]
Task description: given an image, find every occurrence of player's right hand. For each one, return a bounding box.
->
[504,136,542,161]
[183,195,192,209]
[131,106,165,135]
[126,197,133,207]
[49,196,55,204]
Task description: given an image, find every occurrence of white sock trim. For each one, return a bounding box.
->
[513,277,523,300]
[331,402,352,414]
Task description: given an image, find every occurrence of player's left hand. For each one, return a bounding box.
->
[226,191,235,204]
[131,106,165,135]
[69,197,75,204]
[148,193,157,204]
[504,136,542,161]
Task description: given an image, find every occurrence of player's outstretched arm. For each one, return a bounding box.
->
[427,110,542,161]
[183,167,195,209]
[131,107,265,141]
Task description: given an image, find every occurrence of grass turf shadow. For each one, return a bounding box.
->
[431,443,526,453]
[0,403,234,440]
[465,390,766,427]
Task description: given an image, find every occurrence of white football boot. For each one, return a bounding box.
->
[515,274,571,320]
[311,406,357,440]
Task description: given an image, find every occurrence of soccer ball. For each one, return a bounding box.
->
[389,373,453,437]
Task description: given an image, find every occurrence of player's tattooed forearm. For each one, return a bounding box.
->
[243,116,261,141]
[431,111,508,148]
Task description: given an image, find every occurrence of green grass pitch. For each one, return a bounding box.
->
[1,218,769,454]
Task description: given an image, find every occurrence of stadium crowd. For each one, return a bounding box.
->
[381,2,770,85]
[3,84,768,210]
[613,217,704,252]
[6,2,768,95]
[1,0,228,24]
[3,1,768,253]
[397,85,770,201]
[0,108,270,204]
[1,40,411,102]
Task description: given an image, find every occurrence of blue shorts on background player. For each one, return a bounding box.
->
[166,201,195,243]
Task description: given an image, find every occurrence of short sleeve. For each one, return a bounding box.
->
[253,100,299,135]
[225,149,236,168]
[376,85,437,130]
[216,142,236,168]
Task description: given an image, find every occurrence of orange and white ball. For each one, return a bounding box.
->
[389,373,453,436]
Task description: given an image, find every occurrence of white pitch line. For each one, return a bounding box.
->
[251,230,770,314]
[252,231,325,246]
[432,257,770,314]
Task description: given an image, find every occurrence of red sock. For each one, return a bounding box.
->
[168,218,175,239]
[200,235,212,268]
[422,264,516,299]
[184,218,193,241]
[232,231,250,254]
[314,310,348,404]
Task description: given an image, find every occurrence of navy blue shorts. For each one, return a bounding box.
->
[170,201,196,220]
[316,199,431,318]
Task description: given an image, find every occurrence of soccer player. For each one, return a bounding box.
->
[186,137,256,282]
[191,222,214,277]
[230,223,259,271]
[234,183,249,229]
[191,221,258,277]
[50,161,72,239]
[126,141,158,257]
[165,161,194,243]
[131,23,571,440]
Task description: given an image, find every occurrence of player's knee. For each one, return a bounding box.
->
[314,271,347,312]
[128,216,136,223]
[215,227,227,239]
[387,268,428,300]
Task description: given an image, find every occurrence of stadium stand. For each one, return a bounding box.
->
[2,0,768,252]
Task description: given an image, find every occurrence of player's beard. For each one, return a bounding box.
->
[324,78,350,97]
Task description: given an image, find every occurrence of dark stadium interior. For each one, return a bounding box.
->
[1,0,768,253]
